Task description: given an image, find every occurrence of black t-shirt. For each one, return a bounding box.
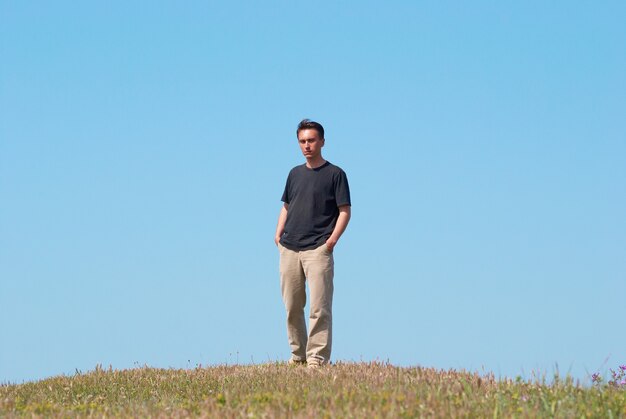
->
[280,161,351,251]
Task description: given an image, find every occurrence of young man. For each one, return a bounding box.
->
[275,119,351,368]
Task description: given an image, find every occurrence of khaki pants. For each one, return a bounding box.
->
[278,242,334,365]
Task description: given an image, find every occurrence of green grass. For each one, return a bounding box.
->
[1,362,625,417]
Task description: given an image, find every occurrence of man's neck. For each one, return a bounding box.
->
[305,157,327,169]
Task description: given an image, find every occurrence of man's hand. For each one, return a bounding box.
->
[275,203,289,247]
[325,205,351,252]
[325,237,338,252]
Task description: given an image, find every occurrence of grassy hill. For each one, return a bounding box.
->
[1,362,624,417]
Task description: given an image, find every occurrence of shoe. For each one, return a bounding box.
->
[306,356,327,369]
[288,359,307,366]
[307,361,322,369]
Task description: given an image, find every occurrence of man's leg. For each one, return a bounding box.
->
[279,244,307,362]
[301,244,334,365]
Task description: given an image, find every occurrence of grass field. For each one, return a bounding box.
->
[1,362,625,417]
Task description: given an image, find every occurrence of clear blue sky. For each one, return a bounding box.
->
[1,1,625,384]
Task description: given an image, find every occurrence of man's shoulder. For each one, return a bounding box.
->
[327,161,345,171]
[292,163,307,171]
[287,163,307,177]
[324,162,348,176]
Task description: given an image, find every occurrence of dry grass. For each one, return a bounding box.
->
[1,362,625,417]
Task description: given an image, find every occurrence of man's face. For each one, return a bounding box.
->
[297,128,324,160]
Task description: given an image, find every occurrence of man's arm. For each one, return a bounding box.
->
[325,205,351,251]
[274,203,289,246]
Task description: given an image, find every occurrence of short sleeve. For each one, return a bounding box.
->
[334,169,351,207]
[281,174,290,203]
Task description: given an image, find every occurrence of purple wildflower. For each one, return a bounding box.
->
[592,373,601,383]
[620,365,626,372]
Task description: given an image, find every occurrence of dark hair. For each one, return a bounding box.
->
[296,119,324,139]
